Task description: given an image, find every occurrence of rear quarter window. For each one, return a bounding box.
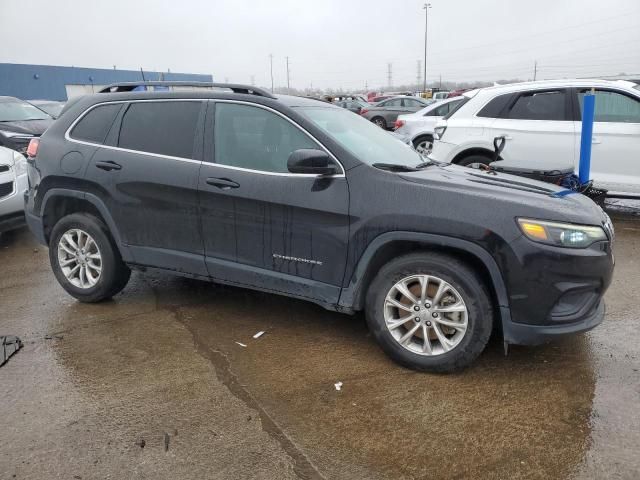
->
[476,93,514,118]
[442,97,469,120]
[70,103,122,144]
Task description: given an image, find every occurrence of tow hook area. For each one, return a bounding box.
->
[1,335,23,367]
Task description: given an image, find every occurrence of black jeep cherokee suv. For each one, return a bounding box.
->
[24,82,614,372]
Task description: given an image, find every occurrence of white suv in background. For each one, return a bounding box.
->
[0,146,28,233]
[430,79,640,196]
[392,96,467,155]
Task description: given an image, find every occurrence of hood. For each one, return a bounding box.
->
[0,119,53,136]
[399,163,606,225]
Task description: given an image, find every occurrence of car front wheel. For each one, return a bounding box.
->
[365,252,493,372]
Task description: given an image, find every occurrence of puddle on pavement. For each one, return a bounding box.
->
[3,214,639,479]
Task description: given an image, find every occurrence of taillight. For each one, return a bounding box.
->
[360,108,369,115]
[394,119,405,130]
[27,138,39,158]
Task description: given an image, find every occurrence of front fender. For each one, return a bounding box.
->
[337,231,511,329]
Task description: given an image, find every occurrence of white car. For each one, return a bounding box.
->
[430,79,640,196]
[0,146,28,233]
[392,96,466,155]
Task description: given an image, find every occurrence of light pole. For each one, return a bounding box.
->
[269,54,274,93]
[423,3,432,94]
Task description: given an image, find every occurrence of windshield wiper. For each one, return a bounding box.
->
[415,159,446,169]
[372,163,418,172]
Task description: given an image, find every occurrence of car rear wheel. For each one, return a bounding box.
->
[365,252,493,372]
[412,135,434,156]
[49,213,131,303]
[372,117,387,129]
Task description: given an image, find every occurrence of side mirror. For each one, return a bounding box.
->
[287,149,337,175]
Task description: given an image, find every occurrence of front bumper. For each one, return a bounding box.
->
[498,229,614,345]
[429,140,457,163]
[501,299,605,346]
[0,173,28,232]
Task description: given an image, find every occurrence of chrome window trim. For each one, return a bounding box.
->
[64,98,346,177]
[210,99,345,177]
[65,99,204,165]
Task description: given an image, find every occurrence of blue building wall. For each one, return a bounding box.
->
[0,63,213,101]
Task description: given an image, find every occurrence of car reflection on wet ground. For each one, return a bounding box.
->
[1,202,639,479]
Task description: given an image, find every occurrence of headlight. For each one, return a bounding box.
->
[517,218,607,248]
[434,126,447,140]
[12,151,27,177]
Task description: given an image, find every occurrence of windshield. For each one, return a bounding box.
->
[0,100,52,122]
[298,106,422,167]
[34,102,64,118]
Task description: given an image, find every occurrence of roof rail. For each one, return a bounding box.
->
[97,81,277,99]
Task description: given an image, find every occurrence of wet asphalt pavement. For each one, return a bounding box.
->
[1,205,639,480]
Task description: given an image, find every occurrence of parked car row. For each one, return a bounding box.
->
[0,96,56,154]
[360,96,433,129]
[392,96,466,155]
[429,79,640,196]
[0,145,29,233]
[0,96,63,233]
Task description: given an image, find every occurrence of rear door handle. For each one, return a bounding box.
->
[206,177,240,189]
[95,161,122,171]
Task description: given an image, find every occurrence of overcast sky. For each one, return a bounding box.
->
[1,0,638,90]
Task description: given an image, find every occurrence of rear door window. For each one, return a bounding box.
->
[578,89,640,123]
[506,90,567,121]
[385,99,403,107]
[70,103,122,144]
[402,98,422,108]
[118,101,203,158]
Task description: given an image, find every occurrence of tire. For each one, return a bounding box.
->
[365,252,493,373]
[49,213,131,303]
[372,117,387,129]
[412,135,434,156]
[457,154,492,167]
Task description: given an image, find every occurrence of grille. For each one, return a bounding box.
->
[0,181,14,199]
[0,165,9,173]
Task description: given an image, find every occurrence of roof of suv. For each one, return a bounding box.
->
[58,85,341,119]
[474,78,639,96]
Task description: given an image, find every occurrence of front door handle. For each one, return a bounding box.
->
[499,135,513,140]
[592,137,601,144]
[206,177,240,189]
[95,161,122,171]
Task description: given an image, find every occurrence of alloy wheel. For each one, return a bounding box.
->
[383,274,468,356]
[57,228,103,289]
[415,139,433,156]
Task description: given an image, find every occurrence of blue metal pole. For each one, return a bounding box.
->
[578,92,596,185]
